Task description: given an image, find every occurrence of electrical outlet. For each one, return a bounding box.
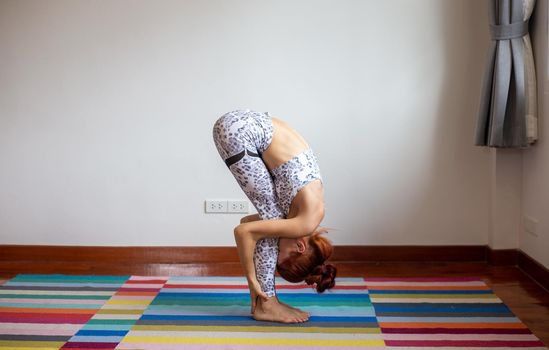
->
[523,215,539,237]
[228,200,249,213]
[205,200,227,213]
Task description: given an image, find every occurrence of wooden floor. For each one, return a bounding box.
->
[1,261,548,346]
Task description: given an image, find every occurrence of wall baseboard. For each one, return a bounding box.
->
[332,245,487,262]
[0,244,546,290]
[487,248,519,266]
[0,244,487,264]
[517,250,549,292]
[0,245,240,264]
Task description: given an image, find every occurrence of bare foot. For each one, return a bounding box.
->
[253,296,309,323]
[278,299,310,320]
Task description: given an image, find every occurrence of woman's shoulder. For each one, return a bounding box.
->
[293,181,325,224]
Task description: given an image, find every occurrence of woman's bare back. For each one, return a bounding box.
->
[262,117,310,171]
[262,117,324,220]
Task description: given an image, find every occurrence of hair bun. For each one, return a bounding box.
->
[305,263,337,293]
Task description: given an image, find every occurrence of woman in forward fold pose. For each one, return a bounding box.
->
[212,109,337,324]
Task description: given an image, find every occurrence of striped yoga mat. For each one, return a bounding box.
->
[0,275,546,349]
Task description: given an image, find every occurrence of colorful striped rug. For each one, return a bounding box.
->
[0,275,546,349]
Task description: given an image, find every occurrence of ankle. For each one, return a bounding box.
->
[258,296,280,310]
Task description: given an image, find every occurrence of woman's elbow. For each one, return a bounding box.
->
[234,224,254,242]
[305,209,325,235]
[303,222,319,236]
[233,224,244,240]
[297,218,321,237]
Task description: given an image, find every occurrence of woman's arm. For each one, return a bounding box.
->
[233,213,322,289]
[242,214,279,297]
[236,214,321,242]
[240,213,277,278]
[233,218,306,281]
[233,225,270,310]
[234,226,261,283]
[237,213,281,311]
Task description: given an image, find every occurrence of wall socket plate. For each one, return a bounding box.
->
[228,200,249,213]
[205,200,249,213]
[205,200,227,213]
[523,215,539,237]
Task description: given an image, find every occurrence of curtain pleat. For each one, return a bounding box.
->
[475,0,537,148]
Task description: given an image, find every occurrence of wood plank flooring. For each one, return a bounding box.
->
[0,261,547,346]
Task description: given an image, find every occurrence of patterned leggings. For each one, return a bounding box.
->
[212,109,282,297]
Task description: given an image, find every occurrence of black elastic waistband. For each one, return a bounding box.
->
[225,149,261,167]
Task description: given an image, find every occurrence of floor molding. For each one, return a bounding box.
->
[0,245,240,264]
[332,245,487,262]
[487,248,519,266]
[0,244,488,264]
[0,244,546,290]
[517,250,549,292]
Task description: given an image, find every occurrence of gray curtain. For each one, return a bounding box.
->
[475,0,537,148]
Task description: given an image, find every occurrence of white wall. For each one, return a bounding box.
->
[489,149,522,250]
[0,0,492,246]
[522,0,549,268]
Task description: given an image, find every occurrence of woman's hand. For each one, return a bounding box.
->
[247,276,268,314]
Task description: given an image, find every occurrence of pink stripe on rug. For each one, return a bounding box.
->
[0,298,104,304]
[126,279,168,284]
[129,276,170,281]
[385,339,545,347]
[0,314,91,324]
[163,284,367,290]
[382,333,539,341]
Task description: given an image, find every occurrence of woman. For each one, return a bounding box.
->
[212,109,337,324]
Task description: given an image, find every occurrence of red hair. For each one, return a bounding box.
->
[276,233,337,293]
